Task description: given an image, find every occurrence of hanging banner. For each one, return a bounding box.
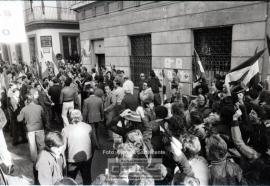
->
[0,1,27,43]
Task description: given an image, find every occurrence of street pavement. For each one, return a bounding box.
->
[5,123,115,184]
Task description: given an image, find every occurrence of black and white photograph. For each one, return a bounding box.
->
[0,1,270,185]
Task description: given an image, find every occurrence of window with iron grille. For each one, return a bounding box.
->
[130,34,152,86]
[193,26,232,83]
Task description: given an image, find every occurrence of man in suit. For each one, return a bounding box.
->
[83,88,104,144]
[48,78,62,127]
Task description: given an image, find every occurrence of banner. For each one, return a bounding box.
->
[0,1,27,43]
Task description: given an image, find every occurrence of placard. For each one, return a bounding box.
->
[175,58,183,69]
[40,36,52,47]
[164,58,173,68]
[42,47,50,53]
[179,70,191,82]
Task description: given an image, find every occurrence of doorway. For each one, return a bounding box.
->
[96,54,105,72]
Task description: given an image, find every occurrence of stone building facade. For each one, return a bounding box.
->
[72,1,270,94]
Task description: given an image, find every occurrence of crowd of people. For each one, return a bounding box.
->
[0,60,270,185]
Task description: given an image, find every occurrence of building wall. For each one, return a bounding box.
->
[77,1,268,93]
[26,28,80,63]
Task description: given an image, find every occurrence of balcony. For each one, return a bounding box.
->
[24,6,78,23]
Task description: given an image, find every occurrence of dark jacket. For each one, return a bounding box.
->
[121,93,138,112]
[38,90,51,110]
[83,95,104,123]
[147,77,161,94]
[48,84,62,105]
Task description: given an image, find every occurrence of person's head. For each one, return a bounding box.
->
[205,134,227,162]
[30,81,35,88]
[53,78,60,84]
[155,106,168,119]
[43,77,49,84]
[150,70,156,78]
[98,75,104,83]
[104,84,112,94]
[248,104,264,124]
[81,66,87,73]
[106,71,112,79]
[55,177,77,185]
[196,94,206,107]
[45,132,64,157]
[171,102,184,117]
[26,94,34,104]
[140,73,145,80]
[34,83,41,91]
[220,104,235,124]
[142,81,148,91]
[91,68,96,74]
[94,88,104,98]
[142,98,154,110]
[123,80,134,94]
[173,174,200,186]
[70,109,82,124]
[65,77,72,86]
[190,111,203,125]
[181,135,201,159]
[43,82,49,91]
[88,87,95,96]
[21,75,27,83]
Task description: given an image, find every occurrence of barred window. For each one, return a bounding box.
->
[193,26,232,83]
[130,34,152,86]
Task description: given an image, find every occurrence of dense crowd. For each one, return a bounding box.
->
[1,61,270,185]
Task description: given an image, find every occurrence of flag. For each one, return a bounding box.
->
[225,48,265,87]
[40,51,49,78]
[193,49,205,81]
[0,70,9,91]
[267,35,270,62]
[254,46,258,55]
[51,49,59,75]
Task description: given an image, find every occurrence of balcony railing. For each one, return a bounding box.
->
[24,6,78,23]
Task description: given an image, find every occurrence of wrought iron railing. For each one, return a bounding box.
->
[24,6,78,23]
[130,55,152,86]
[192,54,231,83]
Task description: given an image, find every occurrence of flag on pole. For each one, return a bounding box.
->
[267,35,270,62]
[193,49,205,81]
[0,70,9,91]
[40,51,49,78]
[225,48,265,87]
[51,49,59,75]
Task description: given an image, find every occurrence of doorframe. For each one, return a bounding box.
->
[59,32,80,57]
[28,33,38,62]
